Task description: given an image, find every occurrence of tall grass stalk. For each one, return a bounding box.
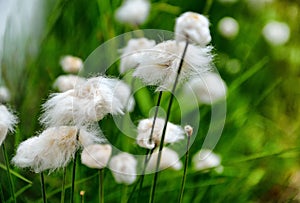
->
[70,130,80,203]
[2,143,16,203]
[40,172,47,203]
[178,128,192,203]
[60,167,66,203]
[149,41,189,203]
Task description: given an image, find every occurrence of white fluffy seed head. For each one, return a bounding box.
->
[186,72,227,104]
[81,144,112,169]
[217,17,239,39]
[115,0,150,26]
[0,86,11,103]
[40,90,78,127]
[12,126,102,173]
[74,77,125,119]
[175,12,211,46]
[146,147,182,172]
[133,40,213,91]
[0,105,17,146]
[136,117,185,149]
[262,21,290,46]
[53,75,86,92]
[60,55,84,74]
[192,149,222,172]
[119,38,156,74]
[109,152,137,185]
[41,76,131,127]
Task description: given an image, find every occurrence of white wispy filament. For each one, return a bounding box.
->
[133,40,213,91]
[12,126,102,173]
[40,76,134,126]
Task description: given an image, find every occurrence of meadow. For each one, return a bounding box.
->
[1,0,300,202]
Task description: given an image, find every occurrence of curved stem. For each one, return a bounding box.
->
[149,41,189,203]
[2,143,16,203]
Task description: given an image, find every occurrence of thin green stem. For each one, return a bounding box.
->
[121,185,128,203]
[80,192,84,203]
[148,91,163,143]
[70,130,80,203]
[2,143,16,203]
[149,41,189,203]
[178,135,191,203]
[40,172,47,203]
[137,91,163,201]
[99,169,104,203]
[60,167,66,203]
[137,147,156,202]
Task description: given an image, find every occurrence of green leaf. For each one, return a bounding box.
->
[0,164,32,184]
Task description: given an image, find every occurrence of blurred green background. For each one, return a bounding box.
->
[1,0,300,202]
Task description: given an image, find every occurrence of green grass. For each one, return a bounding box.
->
[1,0,300,202]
